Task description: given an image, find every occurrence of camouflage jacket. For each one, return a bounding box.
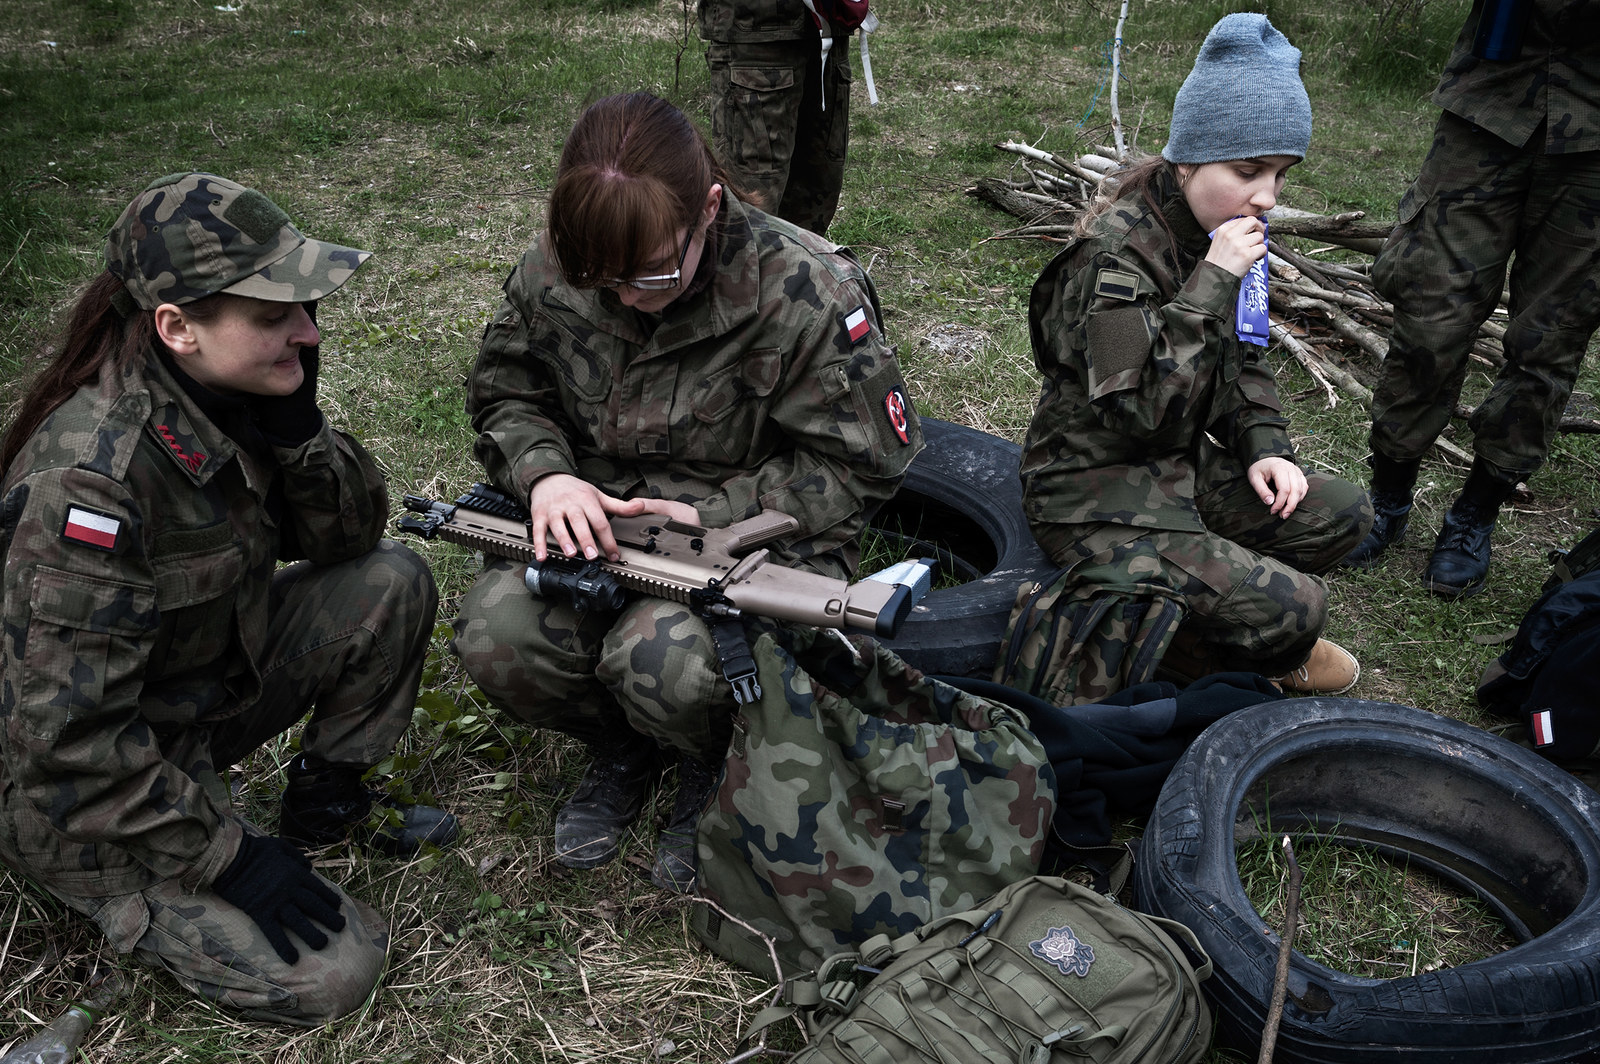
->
[0,349,387,897]
[699,0,817,44]
[468,193,921,576]
[1434,0,1598,154]
[1020,169,1295,532]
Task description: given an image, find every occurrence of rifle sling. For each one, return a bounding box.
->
[701,605,761,705]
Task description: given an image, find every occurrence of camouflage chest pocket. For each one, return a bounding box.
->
[19,566,157,743]
[145,529,244,684]
[689,348,783,462]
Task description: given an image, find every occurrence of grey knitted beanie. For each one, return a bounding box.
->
[1162,13,1312,165]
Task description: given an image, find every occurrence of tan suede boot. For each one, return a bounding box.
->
[1274,639,1360,696]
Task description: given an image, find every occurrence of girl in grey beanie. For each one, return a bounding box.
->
[1018,14,1371,698]
[1163,12,1313,166]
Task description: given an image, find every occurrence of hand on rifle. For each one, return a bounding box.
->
[529,474,699,562]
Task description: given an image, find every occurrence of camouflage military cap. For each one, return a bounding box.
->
[105,172,370,310]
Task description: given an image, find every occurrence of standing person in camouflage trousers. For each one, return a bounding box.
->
[1345,0,1599,599]
[451,93,920,893]
[1021,15,1372,695]
[0,173,457,1026]
[700,0,852,234]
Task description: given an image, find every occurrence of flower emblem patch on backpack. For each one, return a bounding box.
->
[1031,924,1096,978]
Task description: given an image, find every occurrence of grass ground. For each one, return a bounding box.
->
[3,0,1597,1060]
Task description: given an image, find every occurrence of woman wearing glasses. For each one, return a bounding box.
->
[452,92,920,892]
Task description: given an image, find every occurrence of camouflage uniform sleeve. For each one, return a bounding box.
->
[0,468,241,891]
[1230,344,1295,465]
[694,266,923,569]
[1040,248,1293,464]
[272,425,388,563]
[466,262,585,500]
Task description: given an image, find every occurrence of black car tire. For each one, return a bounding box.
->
[1135,697,1600,1064]
[872,418,1055,678]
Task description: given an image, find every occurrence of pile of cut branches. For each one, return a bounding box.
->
[966,143,1596,453]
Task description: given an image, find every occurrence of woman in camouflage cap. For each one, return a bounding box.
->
[0,173,456,1025]
[451,93,921,894]
[1020,15,1373,696]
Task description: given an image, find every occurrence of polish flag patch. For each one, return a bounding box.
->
[1532,708,1556,747]
[62,505,122,552]
[843,306,871,345]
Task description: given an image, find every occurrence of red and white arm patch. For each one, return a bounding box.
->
[62,505,122,552]
[843,306,872,345]
[883,385,911,445]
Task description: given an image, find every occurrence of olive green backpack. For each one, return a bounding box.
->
[741,874,1213,1064]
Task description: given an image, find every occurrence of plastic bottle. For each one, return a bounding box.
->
[0,1004,97,1064]
[0,973,125,1064]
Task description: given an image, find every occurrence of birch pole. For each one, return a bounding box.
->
[1109,0,1130,159]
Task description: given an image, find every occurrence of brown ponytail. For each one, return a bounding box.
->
[1,274,226,475]
[2,273,153,473]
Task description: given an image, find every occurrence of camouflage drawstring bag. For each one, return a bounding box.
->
[693,626,1056,980]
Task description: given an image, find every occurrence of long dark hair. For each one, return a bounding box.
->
[2,274,221,474]
[1077,153,1183,262]
[547,92,747,288]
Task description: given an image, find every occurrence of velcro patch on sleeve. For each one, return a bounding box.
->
[1092,269,1141,302]
[1086,306,1154,383]
[883,385,912,444]
[62,505,122,552]
[843,306,872,345]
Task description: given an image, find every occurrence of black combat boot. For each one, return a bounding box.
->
[554,732,662,869]
[650,755,720,894]
[1422,462,1518,599]
[279,755,460,857]
[1342,452,1420,569]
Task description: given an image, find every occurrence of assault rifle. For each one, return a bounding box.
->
[399,484,912,638]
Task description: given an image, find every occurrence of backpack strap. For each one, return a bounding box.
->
[797,0,881,108]
[737,952,867,1051]
[1144,913,1214,981]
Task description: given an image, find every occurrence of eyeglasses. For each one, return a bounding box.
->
[599,228,692,291]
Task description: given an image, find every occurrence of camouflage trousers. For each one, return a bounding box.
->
[182,538,439,805]
[451,558,737,763]
[1030,471,1372,677]
[1370,110,1600,482]
[11,540,435,1024]
[705,36,851,235]
[44,837,390,1027]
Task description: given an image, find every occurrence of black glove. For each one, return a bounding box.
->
[252,330,324,446]
[212,832,347,966]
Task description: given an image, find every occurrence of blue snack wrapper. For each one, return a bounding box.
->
[1235,220,1270,346]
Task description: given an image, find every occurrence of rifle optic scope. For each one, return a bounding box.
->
[524,559,629,612]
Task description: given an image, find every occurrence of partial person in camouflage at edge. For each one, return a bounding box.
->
[1345,0,1600,599]
[1021,15,1373,695]
[451,92,921,893]
[0,174,458,1025]
[700,0,852,234]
